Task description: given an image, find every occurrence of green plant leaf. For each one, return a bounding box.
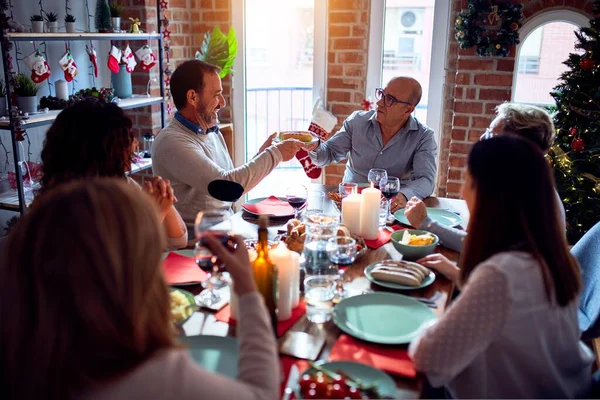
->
[195,26,238,78]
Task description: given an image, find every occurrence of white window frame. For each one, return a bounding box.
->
[231,0,327,177]
[366,0,451,145]
[511,10,589,100]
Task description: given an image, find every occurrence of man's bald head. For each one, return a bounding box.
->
[387,77,422,106]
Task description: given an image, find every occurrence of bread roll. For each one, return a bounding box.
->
[286,218,302,235]
[371,267,421,286]
[279,131,314,143]
[337,226,351,237]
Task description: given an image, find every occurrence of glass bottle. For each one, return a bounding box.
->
[252,215,278,335]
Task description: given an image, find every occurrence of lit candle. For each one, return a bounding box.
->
[55,80,68,101]
[269,242,293,321]
[289,251,300,307]
[342,193,361,235]
[360,185,381,240]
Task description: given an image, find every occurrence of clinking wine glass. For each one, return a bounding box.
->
[368,168,387,190]
[286,185,308,219]
[380,176,401,217]
[194,209,232,307]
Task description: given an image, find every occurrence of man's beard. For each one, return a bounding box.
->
[196,101,220,128]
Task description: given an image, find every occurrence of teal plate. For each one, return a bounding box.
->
[179,335,239,378]
[170,288,196,326]
[296,361,397,399]
[394,207,463,228]
[364,263,436,290]
[333,292,436,345]
[161,250,197,287]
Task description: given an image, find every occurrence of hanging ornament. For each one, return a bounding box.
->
[581,58,595,69]
[107,45,122,74]
[160,0,168,8]
[86,43,98,78]
[361,98,373,111]
[569,127,577,136]
[571,137,585,151]
[163,28,171,39]
[59,49,78,82]
[121,45,137,73]
[135,44,157,71]
[24,50,51,84]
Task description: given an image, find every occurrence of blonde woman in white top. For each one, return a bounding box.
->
[409,136,593,398]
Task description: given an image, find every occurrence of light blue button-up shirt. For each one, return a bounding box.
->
[309,110,438,199]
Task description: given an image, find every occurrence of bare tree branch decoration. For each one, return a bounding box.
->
[0,135,10,173]
[85,0,92,32]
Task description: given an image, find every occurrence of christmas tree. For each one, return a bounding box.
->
[550,0,600,244]
[94,0,112,32]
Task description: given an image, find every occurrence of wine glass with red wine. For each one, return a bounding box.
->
[286,185,308,219]
[368,168,387,189]
[380,176,400,217]
[194,209,232,307]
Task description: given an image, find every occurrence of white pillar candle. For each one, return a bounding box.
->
[270,242,293,321]
[342,193,361,235]
[289,251,300,307]
[55,80,68,101]
[360,186,381,240]
[230,286,239,320]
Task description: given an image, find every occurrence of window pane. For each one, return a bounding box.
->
[245,0,314,199]
[381,0,435,122]
[513,22,580,105]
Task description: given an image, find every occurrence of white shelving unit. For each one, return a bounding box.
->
[7,32,162,42]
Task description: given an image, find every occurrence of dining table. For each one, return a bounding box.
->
[176,184,469,399]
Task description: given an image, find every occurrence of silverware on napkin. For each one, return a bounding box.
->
[282,364,300,400]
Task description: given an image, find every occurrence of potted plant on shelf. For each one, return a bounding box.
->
[14,73,39,115]
[110,2,124,32]
[65,14,76,33]
[195,27,238,78]
[30,14,44,33]
[95,0,112,33]
[0,79,6,117]
[44,11,59,33]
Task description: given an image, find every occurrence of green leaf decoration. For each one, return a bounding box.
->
[195,26,238,78]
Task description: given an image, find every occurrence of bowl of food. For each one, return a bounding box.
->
[390,229,438,261]
[170,288,196,326]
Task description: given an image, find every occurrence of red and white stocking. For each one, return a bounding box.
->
[86,43,98,78]
[121,44,137,73]
[107,45,121,74]
[296,103,338,179]
[24,51,51,84]
[135,44,157,71]
[59,50,78,82]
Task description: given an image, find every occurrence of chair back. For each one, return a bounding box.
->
[574,222,600,341]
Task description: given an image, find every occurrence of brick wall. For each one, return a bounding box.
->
[323,0,371,185]
[439,0,594,197]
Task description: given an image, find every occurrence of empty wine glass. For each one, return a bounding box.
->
[380,176,401,216]
[194,209,232,306]
[367,168,387,189]
[286,185,308,219]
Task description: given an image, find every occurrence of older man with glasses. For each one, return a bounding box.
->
[306,76,437,211]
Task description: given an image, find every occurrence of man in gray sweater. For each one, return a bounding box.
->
[152,60,302,237]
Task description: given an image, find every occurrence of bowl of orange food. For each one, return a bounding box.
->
[391,229,439,261]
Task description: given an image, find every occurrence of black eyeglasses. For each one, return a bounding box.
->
[375,88,412,107]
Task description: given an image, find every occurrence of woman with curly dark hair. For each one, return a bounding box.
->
[38,98,187,249]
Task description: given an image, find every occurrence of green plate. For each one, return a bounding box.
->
[170,288,196,326]
[296,361,397,399]
[364,263,436,290]
[394,207,463,228]
[179,335,239,378]
[333,292,436,344]
[161,250,197,287]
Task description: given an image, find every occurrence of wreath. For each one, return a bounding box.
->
[455,0,524,57]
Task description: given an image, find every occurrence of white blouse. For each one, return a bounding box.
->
[409,251,593,399]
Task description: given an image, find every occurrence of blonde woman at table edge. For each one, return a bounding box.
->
[405,102,565,254]
[408,136,593,399]
[0,179,279,400]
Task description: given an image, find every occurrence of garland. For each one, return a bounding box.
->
[455,0,523,57]
[160,0,173,115]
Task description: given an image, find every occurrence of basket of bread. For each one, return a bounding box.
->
[365,260,434,289]
[282,218,366,259]
[326,191,343,211]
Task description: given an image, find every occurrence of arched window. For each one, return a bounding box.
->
[512,10,589,106]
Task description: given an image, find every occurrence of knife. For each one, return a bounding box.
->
[282,364,300,400]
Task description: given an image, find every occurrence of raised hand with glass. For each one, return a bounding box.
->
[194,209,232,307]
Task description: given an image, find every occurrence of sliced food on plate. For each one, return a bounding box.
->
[370,260,432,287]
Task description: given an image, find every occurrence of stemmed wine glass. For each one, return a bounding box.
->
[380,176,401,217]
[194,209,232,307]
[286,185,308,219]
[367,168,387,189]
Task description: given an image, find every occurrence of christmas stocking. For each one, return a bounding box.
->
[59,50,78,82]
[122,44,137,73]
[86,43,98,78]
[107,45,121,73]
[296,100,338,179]
[24,51,51,84]
[135,44,157,71]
